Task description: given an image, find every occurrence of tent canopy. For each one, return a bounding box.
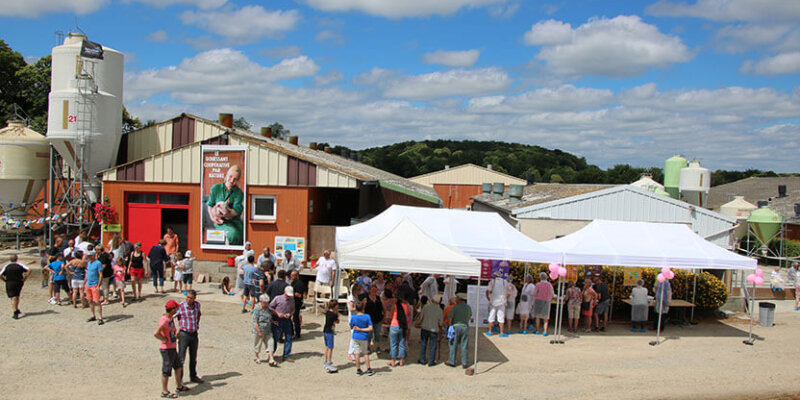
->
[337,217,480,275]
[336,205,562,270]
[542,219,756,270]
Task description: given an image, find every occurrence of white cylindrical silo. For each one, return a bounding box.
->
[47,33,123,191]
[679,161,711,208]
[0,120,50,217]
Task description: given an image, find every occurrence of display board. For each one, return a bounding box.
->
[274,236,306,262]
[467,284,489,328]
[623,267,645,286]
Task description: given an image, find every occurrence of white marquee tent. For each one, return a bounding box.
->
[542,219,757,270]
[336,205,562,267]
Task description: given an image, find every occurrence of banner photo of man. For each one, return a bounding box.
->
[201,146,246,250]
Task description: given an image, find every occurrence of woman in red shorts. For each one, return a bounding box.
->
[581,279,598,333]
[127,242,148,301]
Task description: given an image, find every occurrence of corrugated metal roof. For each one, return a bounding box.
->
[472,182,614,211]
[409,163,527,186]
[709,177,800,222]
[102,113,440,203]
[499,185,737,248]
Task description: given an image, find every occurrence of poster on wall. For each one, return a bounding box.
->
[623,267,645,286]
[274,236,306,262]
[201,145,247,250]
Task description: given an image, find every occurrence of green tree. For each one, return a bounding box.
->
[122,106,142,133]
[0,40,27,124]
[233,116,252,130]
[266,122,290,139]
[15,55,51,132]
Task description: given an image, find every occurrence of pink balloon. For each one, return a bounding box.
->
[657,273,666,283]
[558,266,567,277]
[666,270,675,280]
[549,271,559,280]
[549,263,559,272]
[661,266,671,275]
[746,274,756,283]
[755,269,764,277]
[754,276,764,285]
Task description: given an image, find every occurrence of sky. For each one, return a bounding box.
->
[1,0,799,172]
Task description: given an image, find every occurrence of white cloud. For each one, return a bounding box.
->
[315,30,345,45]
[741,52,800,75]
[488,2,519,19]
[713,23,794,53]
[146,30,168,42]
[124,48,800,172]
[314,70,344,86]
[525,15,693,78]
[124,48,319,102]
[468,85,615,113]
[646,0,800,22]
[0,0,107,17]
[422,49,480,67]
[302,0,506,18]
[260,46,303,60]
[523,20,572,45]
[125,0,226,9]
[181,6,299,43]
[382,68,511,100]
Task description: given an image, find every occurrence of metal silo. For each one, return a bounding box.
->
[663,155,687,200]
[0,120,50,217]
[46,33,123,202]
[679,161,711,208]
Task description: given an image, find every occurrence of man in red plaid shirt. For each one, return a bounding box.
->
[175,290,204,384]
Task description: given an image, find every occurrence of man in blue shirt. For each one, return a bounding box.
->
[241,255,257,313]
[84,248,105,325]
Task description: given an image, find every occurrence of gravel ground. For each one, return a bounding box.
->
[1,249,799,400]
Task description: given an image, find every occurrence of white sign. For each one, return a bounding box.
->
[467,284,489,328]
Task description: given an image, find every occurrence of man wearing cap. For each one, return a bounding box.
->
[175,290,203,384]
[1,254,31,319]
[155,300,189,398]
[279,250,303,274]
[84,246,105,325]
[269,285,296,362]
[445,294,472,369]
[486,271,508,337]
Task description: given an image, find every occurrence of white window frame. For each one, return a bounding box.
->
[251,195,277,221]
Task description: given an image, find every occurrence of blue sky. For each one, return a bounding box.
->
[1,0,799,172]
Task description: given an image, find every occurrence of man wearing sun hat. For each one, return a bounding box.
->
[269,285,296,362]
[84,246,105,325]
[155,299,189,398]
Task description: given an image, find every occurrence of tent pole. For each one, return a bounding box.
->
[610,266,617,322]
[650,295,663,346]
[553,277,565,344]
[473,276,482,375]
[743,280,756,345]
[689,269,697,324]
[551,277,560,344]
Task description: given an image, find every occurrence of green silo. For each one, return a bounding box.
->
[664,155,688,199]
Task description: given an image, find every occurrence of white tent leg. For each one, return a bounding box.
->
[609,266,617,321]
[650,300,663,346]
[473,277,481,375]
[743,281,756,345]
[551,278,565,344]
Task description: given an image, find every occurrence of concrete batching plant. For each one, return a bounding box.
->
[0,120,50,218]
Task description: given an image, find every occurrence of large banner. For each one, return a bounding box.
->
[201,146,247,250]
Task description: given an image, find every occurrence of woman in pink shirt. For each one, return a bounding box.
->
[531,272,554,336]
[154,300,189,398]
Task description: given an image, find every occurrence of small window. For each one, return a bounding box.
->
[128,193,157,204]
[160,194,190,205]
[252,195,276,220]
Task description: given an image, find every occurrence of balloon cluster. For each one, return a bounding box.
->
[657,266,674,283]
[746,268,764,286]
[549,263,567,280]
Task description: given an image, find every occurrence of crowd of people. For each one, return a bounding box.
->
[5,227,722,397]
